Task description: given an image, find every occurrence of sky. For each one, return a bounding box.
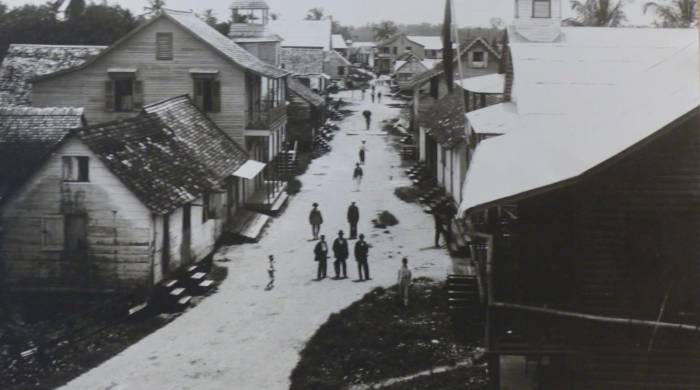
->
[3,0,654,27]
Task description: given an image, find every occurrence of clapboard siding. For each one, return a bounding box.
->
[287,95,319,146]
[32,17,248,145]
[0,138,155,292]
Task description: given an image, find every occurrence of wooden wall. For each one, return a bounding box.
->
[32,17,249,146]
[0,138,155,292]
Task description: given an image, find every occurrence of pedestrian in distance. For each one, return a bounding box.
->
[354,234,371,281]
[353,163,364,192]
[371,91,375,103]
[266,255,275,290]
[347,202,360,239]
[362,88,366,100]
[359,140,367,164]
[314,235,329,280]
[433,206,446,248]
[332,230,349,279]
[397,257,412,306]
[362,110,372,130]
[372,84,376,94]
[309,203,323,240]
[377,91,382,103]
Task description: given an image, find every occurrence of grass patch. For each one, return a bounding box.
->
[394,186,421,203]
[289,279,484,390]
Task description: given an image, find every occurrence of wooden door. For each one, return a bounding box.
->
[181,205,192,265]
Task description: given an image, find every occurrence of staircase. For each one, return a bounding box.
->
[276,142,298,180]
[155,262,217,312]
[446,275,483,334]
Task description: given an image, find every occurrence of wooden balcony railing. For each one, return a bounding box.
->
[247,103,287,130]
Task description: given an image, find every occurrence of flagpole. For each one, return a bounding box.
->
[451,0,467,94]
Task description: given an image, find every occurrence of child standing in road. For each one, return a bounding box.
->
[266,255,275,290]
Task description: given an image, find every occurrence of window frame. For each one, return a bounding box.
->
[338,66,346,76]
[192,74,221,113]
[532,0,552,18]
[155,32,174,61]
[62,156,90,183]
[105,73,142,112]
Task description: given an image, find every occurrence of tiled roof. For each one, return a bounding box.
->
[280,47,324,75]
[0,44,105,106]
[164,10,287,78]
[287,78,325,107]
[0,107,84,201]
[419,90,466,149]
[143,95,249,179]
[75,114,220,215]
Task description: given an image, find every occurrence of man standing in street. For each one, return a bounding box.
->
[397,257,412,306]
[377,91,382,103]
[347,202,360,239]
[353,163,364,192]
[433,206,446,248]
[362,110,372,130]
[359,140,367,165]
[314,235,329,280]
[332,230,349,279]
[309,203,323,240]
[354,234,370,281]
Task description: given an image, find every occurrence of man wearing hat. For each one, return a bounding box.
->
[314,235,329,280]
[354,234,370,281]
[309,203,323,240]
[347,202,360,239]
[332,230,349,279]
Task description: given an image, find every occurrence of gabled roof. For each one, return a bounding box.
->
[0,44,105,106]
[143,95,249,179]
[457,73,504,94]
[406,37,501,90]
[75,114,220,215]
[34,10,288,83]
[465,102,518,135]
[325,50,352,66]
[287,78,325,107]
[407,35,456,51]
[332,34,348,50]
[419,90,466,149]
[0,107,85,201]
[376,34,423,48]
[269,19,332,50]
[458,28,699,216]
[280,47,324,75]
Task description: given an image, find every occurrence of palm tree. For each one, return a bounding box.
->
[200,8,217,26]
[564,0,627,27]
[644,0,696,27]
[144,0,166,16]
[372,20,399,42]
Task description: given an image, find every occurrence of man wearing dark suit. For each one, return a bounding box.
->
[347,202,360,239]
[354,234,370,281]
[332,230,349,279]
[314,235,329,280]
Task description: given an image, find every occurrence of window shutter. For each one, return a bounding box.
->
[156,33,174,60]
[193,79,203,109]
[42,216,65,251]
[105,80,114,112]
[133,80,144,110]
[211,80,221,113]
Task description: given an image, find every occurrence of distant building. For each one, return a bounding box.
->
[323,50,353,81]
[286,78,326,148]
[331,34,349,57]
[394,54,428,90]
[348,41,375,68]
[228,0,282,67]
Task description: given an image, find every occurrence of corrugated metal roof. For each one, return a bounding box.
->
[269,19,332,50]
[457,73,504,94]
[458,28,699,215]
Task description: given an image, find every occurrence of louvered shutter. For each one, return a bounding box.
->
[211,81,221,113]
[105,80,114,112]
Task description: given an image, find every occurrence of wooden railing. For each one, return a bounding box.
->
[246,103,287,130]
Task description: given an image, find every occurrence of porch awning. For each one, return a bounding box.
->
[233,160,266,180]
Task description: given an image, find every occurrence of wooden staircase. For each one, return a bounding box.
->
[446,275,483,334]
[276,142,298,180]
[155,262,216,312]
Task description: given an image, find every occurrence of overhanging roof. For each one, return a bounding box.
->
[457,73,504,95]
[233,160,266,179]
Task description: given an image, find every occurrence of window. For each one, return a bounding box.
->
[472,51,485,63]
[105,75,142,112]
[405,46,412,51]
[193,75,221,113]
[338,66,346,76]
[42,216,64,251]
[392,47,398,55]
[532,0,551,18]
[430,77,439,99]
[64,214,88,253]
[203,192,224,222]
[381,47,390,54]
[156,33,173,60]
[62,156,90,182]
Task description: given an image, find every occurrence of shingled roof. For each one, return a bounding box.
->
[0,107,85,201]
[419,90,466,149]
[34,10,288,83]
[75,114,220,215]
[0,44,105,106]
[280,47,324,75]
[287,78,325,107]
[143,95,249,178]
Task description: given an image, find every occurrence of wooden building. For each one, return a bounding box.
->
[286,78,326,149]
[28,10,289,207]
[0,97,259,293]
[323,50,353,81]
[332,34,349,58]
[457,1,700,387]
[348,42,375,69]
[374,35,426,74]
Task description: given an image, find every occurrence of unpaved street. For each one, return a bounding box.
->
[60,86,452,390]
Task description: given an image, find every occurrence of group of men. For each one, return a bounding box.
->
[309,202,370,281]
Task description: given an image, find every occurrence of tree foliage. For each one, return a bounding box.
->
[144,0,166,16]
[372,20,399,42]
[305,7,325,21]
[644,0,697,27]
[564,0,627,27]
[0,1,139,60]
[65,0,86,21]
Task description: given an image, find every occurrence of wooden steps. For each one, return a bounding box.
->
[154,261,217,312]
[446,275,483,331]
[228,209,271,242]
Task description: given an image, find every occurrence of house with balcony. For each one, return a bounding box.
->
[457,0,700,388]
[27,9,289,210]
